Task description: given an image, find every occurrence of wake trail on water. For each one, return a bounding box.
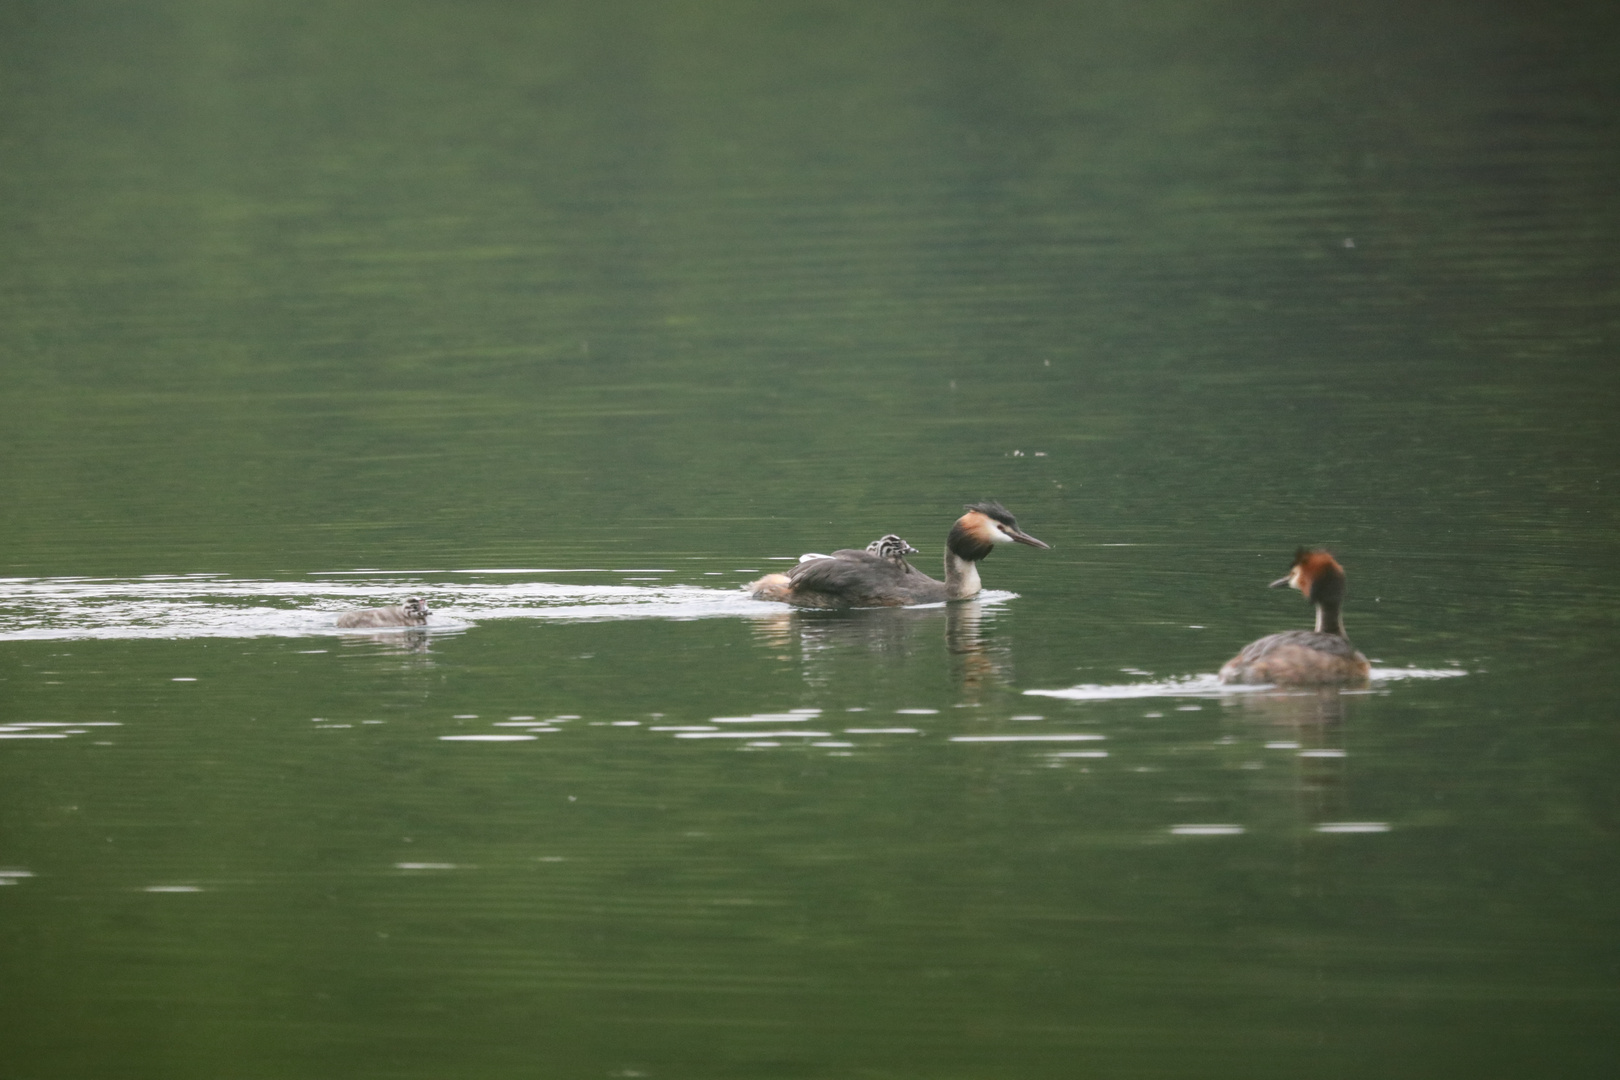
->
[1022,667,1467,701]
[0,573,780,641]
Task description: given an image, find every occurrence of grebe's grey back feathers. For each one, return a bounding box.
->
[1223,629,1367,683]
[782,547,943,607]
[336,596,431,628]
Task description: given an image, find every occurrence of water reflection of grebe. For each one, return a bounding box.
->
[339,627,434,654]
[1221,688,1356,828]
[748,502,1048,608]
[1219,550,1370,686]
[747,601,1013,694]
[750,604,944,655]
[335,596,431,628]
[946,601,1011,698]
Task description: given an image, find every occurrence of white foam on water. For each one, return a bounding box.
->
[950,733,1107,743]
[674,730,833,740]
[1368,666,1470,681]
[439,734,536,742]
[710,712,819,724]
[0,573,794,641]
[1025,666,1466,702]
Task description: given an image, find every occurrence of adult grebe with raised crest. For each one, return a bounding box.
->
[748,502,1049,608]
[1219,549,1370,685]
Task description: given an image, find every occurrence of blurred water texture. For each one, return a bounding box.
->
[1,1,1617,1077]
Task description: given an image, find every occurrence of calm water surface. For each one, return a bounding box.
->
[2,1,1618,1078]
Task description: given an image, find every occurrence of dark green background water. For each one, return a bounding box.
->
[2,1,1617,1077]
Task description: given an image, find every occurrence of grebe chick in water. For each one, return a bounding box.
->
[748,502,1048,608]
[335,596,431,628]
[1219,549,1370,685]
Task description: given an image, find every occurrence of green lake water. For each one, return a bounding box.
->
[2,1,1617,1077]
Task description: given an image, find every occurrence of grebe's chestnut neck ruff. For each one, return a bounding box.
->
[1275,548,1350,636]
[1219,549,1369,685]
[747,501,1049,608]
[941,502,1051,601]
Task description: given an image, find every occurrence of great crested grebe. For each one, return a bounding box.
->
[335,596,431,628]
[1219,549,1370,685]
[748,502,1049,608]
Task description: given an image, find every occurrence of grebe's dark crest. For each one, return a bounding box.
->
[1218,549,1370,685]
[335,596,431,628]
[747,502,1048,608]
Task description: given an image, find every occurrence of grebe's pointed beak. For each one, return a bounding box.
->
[1268,574,1293,588]
[1007,527,1050,550]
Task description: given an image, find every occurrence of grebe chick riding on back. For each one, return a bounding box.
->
[1219,549,1370,685]
[748,502,1049,609]
[865,534,920,565]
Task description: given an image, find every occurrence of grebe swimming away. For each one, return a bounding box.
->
[335,596,431,628]
[1219,549,1370,685]
[748,502,1049,608]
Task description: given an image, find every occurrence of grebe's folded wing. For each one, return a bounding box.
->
[1233,629,1363,665]
[785,550,910,592]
